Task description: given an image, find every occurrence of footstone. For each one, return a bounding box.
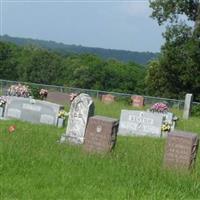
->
[84,115,119,153]
[61,93,94,144]
[118,110,163,137]
[164,131,199,170]
[183,93,193,119]
[4,96,63,126]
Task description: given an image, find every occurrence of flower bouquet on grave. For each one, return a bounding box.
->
[7,83,31,98]
[150,102,169,113]
[58,110,69,120]
[39,89,48,100]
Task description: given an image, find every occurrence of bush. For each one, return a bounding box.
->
[192,104,200,117]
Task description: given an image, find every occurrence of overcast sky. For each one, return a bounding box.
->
[0,0,165,52]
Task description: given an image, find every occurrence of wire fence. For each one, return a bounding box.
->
[0,79,199,110]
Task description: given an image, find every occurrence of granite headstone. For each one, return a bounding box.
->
[84,115,119,153]
[131,95,144,107]
[4,96,63,126]
[164,131,199,169]
[118,110,163,137]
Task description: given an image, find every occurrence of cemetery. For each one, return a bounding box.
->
[0,83,200,199]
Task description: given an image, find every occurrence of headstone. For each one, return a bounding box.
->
[101,94,115,104]
[60,93,94,144]
[4,96,63,126]
[164,131,199,170]
[131,95,144,107]
[183,93,193,119]
[118,110,163,137]
[84,115,119,153]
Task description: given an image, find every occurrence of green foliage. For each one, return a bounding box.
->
[0,41,145,94]
[192,104,200,117]
[0,35,158,65]
[147,1,200,101]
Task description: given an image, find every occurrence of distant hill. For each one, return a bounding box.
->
[0,35,158,65]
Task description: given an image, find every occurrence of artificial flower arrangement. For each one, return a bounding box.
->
[150,102,168,113]
[0,96,7,107]
[58,110,69,120]
[161,122,171,132]
[39,89,48,100]
[7,83,31,98]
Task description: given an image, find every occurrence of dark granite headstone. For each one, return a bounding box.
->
[84,115,119,153]
[164,131,199,169]
[4,96,63,126]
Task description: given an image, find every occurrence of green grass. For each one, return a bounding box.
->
[1,100,200,200]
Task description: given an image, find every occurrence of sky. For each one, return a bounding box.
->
[0,0,165,52]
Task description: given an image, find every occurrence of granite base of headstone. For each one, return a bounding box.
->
[118,110,163,137]
[84,115,119,153]
[60,93,94,144]
[164,131,199,170]
[183,93,193,120]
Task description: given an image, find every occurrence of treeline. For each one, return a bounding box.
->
[0,35,158,65]
[0,41,146,94]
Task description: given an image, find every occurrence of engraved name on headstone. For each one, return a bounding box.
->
[4,96,63,126]
[61,93,94,144]
[164,131,199,169]
[183,93,193,119]
[118,110,163,137]
[84,115,119,153]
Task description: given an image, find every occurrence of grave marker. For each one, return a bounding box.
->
[84,115,119,153]
[131,95,144,107]
[60,93,94,144]
[164,131,199,169]
[183,93,193,119]
[4,96,63,126]
[101,94,115,104]
[118,110,163,137]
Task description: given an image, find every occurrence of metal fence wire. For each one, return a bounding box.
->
[0,79,199,110]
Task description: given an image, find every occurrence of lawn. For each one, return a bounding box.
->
[1,100,200,200]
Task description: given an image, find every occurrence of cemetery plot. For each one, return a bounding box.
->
[118,110,163,137]
[164,131,199,170]
[4,96,63,126]
[84,115,119,153]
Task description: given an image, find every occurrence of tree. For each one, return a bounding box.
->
[146,0,200,100]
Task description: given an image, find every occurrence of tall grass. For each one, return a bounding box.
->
[1,100,200,199]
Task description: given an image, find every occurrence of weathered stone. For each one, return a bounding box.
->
[4,96,63,126]
[118,110,163,137]
[183,93,193,119]
[164,131,199,170]
[84,115,119,153]
[101,94,115,104]
[131,95,144,107]
[61,93,94,144]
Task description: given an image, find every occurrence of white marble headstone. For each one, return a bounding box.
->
[118,110,163,137]
[60,93,94,144]
[183,93,193,119]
